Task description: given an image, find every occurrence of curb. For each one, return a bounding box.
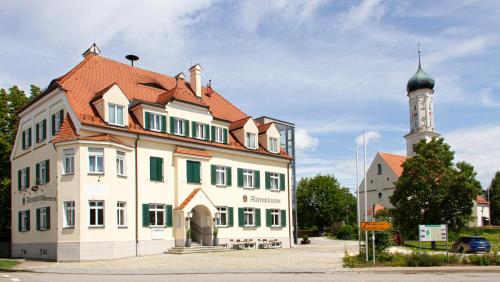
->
[351,266,500,273]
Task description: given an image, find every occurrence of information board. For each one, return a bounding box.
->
[419,224,447,242]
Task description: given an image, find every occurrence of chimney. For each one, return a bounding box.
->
[189,64,202,98]
[175,72,186,87]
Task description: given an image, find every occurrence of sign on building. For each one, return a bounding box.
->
[418,224,447,242]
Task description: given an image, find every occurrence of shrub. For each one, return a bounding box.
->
[464,250,499,266]
[405,253,447,267]
[336,225,358,240]
[302,235,309,242]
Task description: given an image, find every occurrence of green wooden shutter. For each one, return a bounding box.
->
[36,123,40,143]
[26,210,30,231]
[144,112,151,130]
[150,157,158,181]
[226,167,232,187]
[186,161,192,183]
[46,207,50,230]
[51,114,56,135]
[280,174,285,191]
[27,128,31,147]
[255,208,261,227]
[166,205,173,227]
[238,208,244,227]
[26,167,30,188]
[211,126,215,141]
[223,128,228,144]
[211,165,216,185]
[237,168,243,187]
[194,161,200,183]
[59,110,64,127]
[18,170,21,191]
[45,159,50,183]
[158,158,163,181]
[228,207,234,227]
[192,121,197,137]
[186,161,200,183]
[36,163,40,185]
[204,125,210,141]
[266,209,272,227]
[161,115,166,133]
[184,120,189,137]
[265,172,271,190]
[42,119,46,140]
[22,131,25,149]
[36,208,40,231]
[281,210,286,227]
[170,116,175,133]
[142,204,149,227]
[254,170,260,189]
[18,211,22,232]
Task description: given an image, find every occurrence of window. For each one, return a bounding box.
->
[215,127,224,143]
[116,151,126,176]
[89,201,104,227]
[246,132,256,149]
[269,137,279,153]
[35,119,47,143]
[63,149,75,175]
[52,110,64,136]
[149,112,162,131]
[150,157,163,181]
[64,201,75,228]
[149,204,165,227]
[377,164,382,175]
[22,128,32,150]
[117,202,126,227]
[216,166,226,186]
[196,123,206,140]
[244,208,254,227]
[88,148,104,174]
[36,160,49,185]
[19,167,30,190]
[38,207,48,231]
[270,173,280,190]
[243,169,254,188]
[271,209,280,227]
[186,160,201,184]
[20,210,29,232]
[174,118,185,135]
[378,192,382,199]
[108,104,124,126]
[216,207,228,227]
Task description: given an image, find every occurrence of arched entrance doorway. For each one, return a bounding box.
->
[189,205,213,246]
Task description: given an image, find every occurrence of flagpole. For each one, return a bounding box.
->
[356,144,361,254]
[364,131,368,262]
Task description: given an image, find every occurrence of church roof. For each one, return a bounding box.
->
[406,51,435,93]
[379,152,407,177]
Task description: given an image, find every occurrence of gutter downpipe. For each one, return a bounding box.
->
[134,134,140,257]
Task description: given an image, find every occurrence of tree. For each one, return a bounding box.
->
[29,85,42,101]
[297,174,356,232]
[390,138,481,244]
[488,171,500,225]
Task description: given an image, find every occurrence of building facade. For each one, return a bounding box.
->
[11,46,294,261]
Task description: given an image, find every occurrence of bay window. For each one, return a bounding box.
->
[88,148,104,174]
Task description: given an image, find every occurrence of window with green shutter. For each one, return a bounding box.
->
[228,207,234,227]
[223,128,228,144]
[281,210,287,227]
[265,172,271,190]
[165,205,173,227]
[144,112,151,130]
[280,174,285,191]
[161,115,166,133]
[170,116,175,133]
[36,123,40,143]
[226,167,232,186]
[184,120,190,137]
[237,168,243,187]
[142,204,149,227]
[204,125,210,141]
[210,126,215,141]
[211,165,216,185]
[186,160,201,184]
[255,208,261,227]
[238,208,244,227]
[149,157,163,181]
[266,209,272,227]
[254,170,260,189]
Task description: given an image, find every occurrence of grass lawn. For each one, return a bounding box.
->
[0,259,20,270]
[403,230,500,252]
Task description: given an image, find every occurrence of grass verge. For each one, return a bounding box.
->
[0,259,20,270]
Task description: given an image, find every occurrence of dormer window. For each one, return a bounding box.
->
[269,137,279,153]
[145,112,166,132]
[245,133,257,149]
[108,104,124,126]
[215,127,224,143]
[174,118,186,136]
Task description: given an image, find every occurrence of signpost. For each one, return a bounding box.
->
[360,221,392,264]
[418,224,448,262]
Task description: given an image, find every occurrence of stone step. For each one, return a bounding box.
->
[166,245,234,254]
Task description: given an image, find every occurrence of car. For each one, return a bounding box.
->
[452,236,491,253]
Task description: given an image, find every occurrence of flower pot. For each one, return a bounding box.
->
[213,238,219,246]
[185,239,192,247]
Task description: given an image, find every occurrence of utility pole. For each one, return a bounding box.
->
[355,144,361,254]
[363,131,368,262]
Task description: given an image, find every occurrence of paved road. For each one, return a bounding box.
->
[1,271,499,282]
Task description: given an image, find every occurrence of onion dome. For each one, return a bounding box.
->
[406,49,435,93]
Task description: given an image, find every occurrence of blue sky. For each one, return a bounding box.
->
[1,0,500,191]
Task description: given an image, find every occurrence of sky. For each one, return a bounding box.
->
[1,0,500,192]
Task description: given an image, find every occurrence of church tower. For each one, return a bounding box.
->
[404,48,440,157]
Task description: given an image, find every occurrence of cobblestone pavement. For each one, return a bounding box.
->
[15,237,359,275]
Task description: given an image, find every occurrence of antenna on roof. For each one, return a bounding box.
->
[417,42,422,67]
[125,54,139,66]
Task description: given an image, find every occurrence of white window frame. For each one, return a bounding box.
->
[39,207,48,231]
[54,111,62,133]
[196,123,206,140]
[246,132,257,149]
[63,148,75,175]
[215,127,224,143]
[89,200,104,227]
[36,120,45,143]
[108,103,124,126]
[116,151,126,176]
[64,201,75,228]
[271,209,280,227]
[270,173,280,191]
[174,118,185,136]
[243,169,254,188]
[88,148,104,174]
[37,161,47,185]
[20,210,28,232]
[216,207,228,227]
[244,208,255,227]
[269,137,279,153]
[117,202,127,227]
[149,112,162,132]
[20,168,29,189]
[149,204,165,227]
[216,166,227,186]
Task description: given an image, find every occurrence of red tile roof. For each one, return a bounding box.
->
[177,188,201,210]
[379,152,407,177]
[476,195,489,204]
[229,116,251,131]
[258,123,273,134]
[175,146,212,158]
[52,115,78,144]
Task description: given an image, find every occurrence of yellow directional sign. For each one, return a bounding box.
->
[360,221,392,231]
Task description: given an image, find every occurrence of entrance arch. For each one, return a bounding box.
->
[190,205,213,246]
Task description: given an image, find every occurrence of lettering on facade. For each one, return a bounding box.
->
[249,196,281,204]
[24,195,56,204]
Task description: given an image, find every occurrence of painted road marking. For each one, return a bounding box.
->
[1,274,10,278]
[10,278,20,282]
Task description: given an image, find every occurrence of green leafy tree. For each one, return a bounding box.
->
[488,171,500,225]
[297,174,356,232]
[29,85,42,101]
[390,138,481,244]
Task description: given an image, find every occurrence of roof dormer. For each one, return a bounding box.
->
[230,117,259,150]
[91,84,129,127]
[258,122,280,154]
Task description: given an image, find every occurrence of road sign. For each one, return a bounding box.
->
[419,224,447,242]
[360,221,392,231]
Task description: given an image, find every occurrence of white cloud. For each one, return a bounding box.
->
[355,130,381,146]
[480,88,500,108]
[295,128,319,152]
[340,0,385,29]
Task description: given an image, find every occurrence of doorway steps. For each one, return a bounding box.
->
[166,244,233,254]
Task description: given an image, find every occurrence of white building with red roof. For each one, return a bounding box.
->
[10,45,294,261]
